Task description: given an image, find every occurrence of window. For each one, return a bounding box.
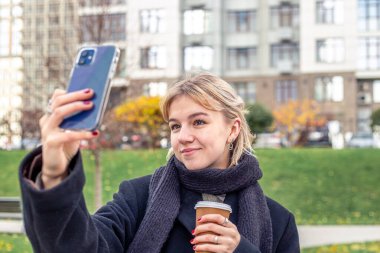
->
[270,4,299,28]
[276,80,297,103]
[81,13,126,43]
[140,9,165,33]
[104,13,126,41]
[227,48,257,70]
[143,82,168,97]
[231,82,256,103]
[315,76,343,102]
[316,0,343,24]
[82,0,126,6]
[316,38,344,63]
[358,37,380,70]
[184,46,213,71]
[49,3,59,12]
[271,43,299,67]
[227,10,256,32]
[49,30,60,39]
[36,4,44,14]
[374,81,380,103]
[184,8,210,35]
[49,15,59,25]
[140,46,166,69]
[358,0,380,31]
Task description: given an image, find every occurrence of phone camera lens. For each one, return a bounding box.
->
[81,50,88,57]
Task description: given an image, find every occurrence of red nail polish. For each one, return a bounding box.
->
[84,101,91,105]
[193,245,196,250]
[190,239,194,244]
[191,229,195,235]
[92,131,98,136]
[197,217,202,221]
[84,88,91,93]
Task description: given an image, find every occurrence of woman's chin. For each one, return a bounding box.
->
[181,160,205,171]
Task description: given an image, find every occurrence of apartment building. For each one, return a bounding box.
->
[127,0,380,133]
[19,0,380,136]
[22,0,79,111]
[22,0,128,110]
[0,0,23,148]
[79,0,128,107]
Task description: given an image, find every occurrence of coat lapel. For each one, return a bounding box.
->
[177,188,202,233]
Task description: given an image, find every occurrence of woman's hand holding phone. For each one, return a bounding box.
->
[39,88,99,189]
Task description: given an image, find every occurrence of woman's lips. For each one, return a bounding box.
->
[181,148,200,155]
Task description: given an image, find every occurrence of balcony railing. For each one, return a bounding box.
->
[278,27,293,41]
[277,60,294,74]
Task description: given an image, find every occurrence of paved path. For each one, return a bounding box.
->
[299,225,380,248]
[0,220,23,233]
[1,221,380,249]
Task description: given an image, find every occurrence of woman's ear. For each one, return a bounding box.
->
[229,118,241,142]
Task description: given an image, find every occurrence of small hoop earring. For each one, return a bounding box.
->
[228,140,234,151]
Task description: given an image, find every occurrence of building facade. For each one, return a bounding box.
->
[127,0,380,133]
[22,0,80,111]
[19,0,380,139]
[0,0,23,148]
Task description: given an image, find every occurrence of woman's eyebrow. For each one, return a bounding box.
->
[168,112,209,123]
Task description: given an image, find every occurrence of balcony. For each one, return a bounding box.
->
[357,92,372,105]
[277,60,294,74]
[280,0,293,5]
[278,27,294,41]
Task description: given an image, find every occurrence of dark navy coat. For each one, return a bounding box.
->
[19,147,300,253]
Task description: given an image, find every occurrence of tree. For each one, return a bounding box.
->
[371,108,380,131]
[19,109,44,148]
[272,100,326,146]
[245,104,273,134]
[114,96,167,149]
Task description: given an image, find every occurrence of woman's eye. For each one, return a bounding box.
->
[170,124,180,131]
[194,119,205,126]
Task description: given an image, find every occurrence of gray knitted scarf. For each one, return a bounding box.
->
[127,153,273,253]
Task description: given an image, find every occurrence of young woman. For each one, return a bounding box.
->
[19,73,299,253]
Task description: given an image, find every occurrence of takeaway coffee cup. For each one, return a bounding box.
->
[194,201,232,253]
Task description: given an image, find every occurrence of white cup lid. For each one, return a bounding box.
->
[194,201,232,213]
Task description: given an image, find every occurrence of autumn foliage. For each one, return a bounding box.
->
[114,96,166,148]
[273,100,326,146]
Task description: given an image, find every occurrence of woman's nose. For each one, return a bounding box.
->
[178,126,194,143]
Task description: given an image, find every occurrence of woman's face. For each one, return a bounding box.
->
[168,95,239,170]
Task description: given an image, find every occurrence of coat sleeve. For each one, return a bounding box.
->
[19,147,149,253]
[234,236,261,253]
[234,198,300,253]
[275,212,300,253]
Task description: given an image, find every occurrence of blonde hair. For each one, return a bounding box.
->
[160,73,254,167]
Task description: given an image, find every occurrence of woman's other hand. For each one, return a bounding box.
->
[192,214,241,253]
[39,88,99,189]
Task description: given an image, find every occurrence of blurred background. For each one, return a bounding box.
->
[1,0,380,252]
[0,0,380,150]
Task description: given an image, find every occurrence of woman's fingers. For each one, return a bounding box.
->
[192,233,232,245]
[193,214,240,253]
[194,222,230,236]
[51,89,67,101]
[50,88,93,110]
[44,100,93,129]
[198,214,235,228]
[40,88,94,131]
[44,129,99,149]
[192,242,228,253]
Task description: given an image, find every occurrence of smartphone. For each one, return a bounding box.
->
[59,45,119,131]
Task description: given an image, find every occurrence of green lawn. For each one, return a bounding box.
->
[2,148,379,224]
[1,148,380,252]
[0,234,31,253]
[303,241,380,253]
